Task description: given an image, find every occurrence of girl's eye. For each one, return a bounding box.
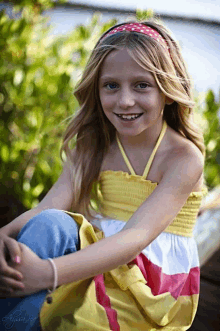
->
[104,83,118,90]
[136,83,150,89]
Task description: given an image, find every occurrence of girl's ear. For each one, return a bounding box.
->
[165,97,174,105]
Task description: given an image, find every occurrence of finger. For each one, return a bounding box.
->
[4,237,22,264]
[0,284,27,298]
[0,290,13,299]
[0,259,23,281]
[0,287,13,295]
[0,277,24,292]
[0,293,11,298]
[0,276,25,291]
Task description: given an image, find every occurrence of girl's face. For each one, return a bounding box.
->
[98,48,167,138]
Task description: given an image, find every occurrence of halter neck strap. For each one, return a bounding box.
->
[116,121,167,179]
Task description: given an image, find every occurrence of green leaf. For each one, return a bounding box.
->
[0,93,4,104]
[32,183,44,197]
[13,69,24,86]
[1,145,10,162]
[136,8,154,21]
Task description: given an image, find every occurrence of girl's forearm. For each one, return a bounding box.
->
[51,228,146,287]
[200,194,220,212]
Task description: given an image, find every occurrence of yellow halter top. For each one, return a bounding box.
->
[98,121,206,237]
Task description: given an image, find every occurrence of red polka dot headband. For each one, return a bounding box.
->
[101,23,169,51]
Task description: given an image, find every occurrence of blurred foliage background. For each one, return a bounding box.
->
[0,1,219,223]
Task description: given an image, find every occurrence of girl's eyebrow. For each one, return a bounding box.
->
[99,74,153,81]
[99,76,114,81]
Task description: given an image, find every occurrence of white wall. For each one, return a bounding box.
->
[47,7,220,94]
[73,0,220,21]
[1,3,220,94]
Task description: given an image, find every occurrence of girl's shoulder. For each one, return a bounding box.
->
[100,125,204,191]
[164,125,203,162]
[162,126,204,191]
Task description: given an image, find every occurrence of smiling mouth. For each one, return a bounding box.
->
[115,113,143,121]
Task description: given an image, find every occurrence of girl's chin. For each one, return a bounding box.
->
[115,127,145,137]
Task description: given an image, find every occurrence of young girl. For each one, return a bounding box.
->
[0,19,206,330]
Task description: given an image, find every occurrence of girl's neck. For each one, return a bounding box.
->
[117,119,164,150]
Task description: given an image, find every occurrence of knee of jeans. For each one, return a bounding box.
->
[38,208,65,219]
[28,209,78,232]
[37,209,74,224]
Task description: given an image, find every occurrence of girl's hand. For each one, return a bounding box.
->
[2,242,53,298]
[0,233,24,296]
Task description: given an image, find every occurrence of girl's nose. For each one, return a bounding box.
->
[118,88,135,109]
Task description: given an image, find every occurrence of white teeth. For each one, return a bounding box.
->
[117,114,141,120]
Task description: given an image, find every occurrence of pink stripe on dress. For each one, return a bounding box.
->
[94,274,120,331]
[129,253,200,300]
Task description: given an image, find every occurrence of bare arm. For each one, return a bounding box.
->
[0,156,77,295]
[42,145,204,287]
[6,144,204,296]
[199,190,220,215]
[0,161,74,238]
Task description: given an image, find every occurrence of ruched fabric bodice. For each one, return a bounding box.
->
[98,170,206,237]
[97,121,207,237]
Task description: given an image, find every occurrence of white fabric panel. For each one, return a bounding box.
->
[90,216,200,275]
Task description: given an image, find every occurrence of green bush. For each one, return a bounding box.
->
[0,1,219,212]
[0,2,117,209]
[202,91,220,188]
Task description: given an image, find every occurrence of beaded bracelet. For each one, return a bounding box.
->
[46,258,58,304]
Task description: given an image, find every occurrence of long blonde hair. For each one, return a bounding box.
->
[61,19,205,217]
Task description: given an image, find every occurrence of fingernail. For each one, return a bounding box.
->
[15,256,21,264]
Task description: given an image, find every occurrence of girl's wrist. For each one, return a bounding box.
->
[46,258,58,304]
[42,259,54,290]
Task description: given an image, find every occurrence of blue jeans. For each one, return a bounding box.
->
[0,209,80,331]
